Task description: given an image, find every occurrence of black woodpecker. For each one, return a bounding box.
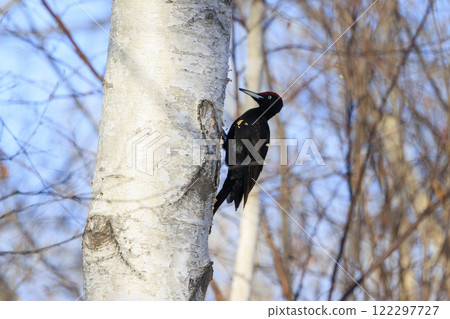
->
[213,88,284,214]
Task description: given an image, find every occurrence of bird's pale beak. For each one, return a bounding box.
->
[239,88,263,100]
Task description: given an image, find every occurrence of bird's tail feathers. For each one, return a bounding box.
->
[214,166,255,214]
[213,176,233,214]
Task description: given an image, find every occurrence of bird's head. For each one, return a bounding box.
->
[239,88,283,120]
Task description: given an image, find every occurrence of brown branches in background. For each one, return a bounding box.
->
[40,0,103,83]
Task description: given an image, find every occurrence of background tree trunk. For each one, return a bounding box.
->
[229,0,264,301]
[82,0,231,300]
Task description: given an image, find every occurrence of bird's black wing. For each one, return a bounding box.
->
[214,114,269,213]
[239,119,269,207]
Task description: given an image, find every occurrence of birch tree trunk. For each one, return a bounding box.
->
[82,0,231,300]
[229,0,264,301]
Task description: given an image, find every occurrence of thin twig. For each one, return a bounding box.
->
[0,233,82,256]
[41,0,103,83]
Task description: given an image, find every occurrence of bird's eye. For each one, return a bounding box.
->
[268,95,272,99]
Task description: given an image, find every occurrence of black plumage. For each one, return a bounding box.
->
[213,88,284,214]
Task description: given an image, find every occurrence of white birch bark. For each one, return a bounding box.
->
[82,0,231,300]
[229,0,264,301]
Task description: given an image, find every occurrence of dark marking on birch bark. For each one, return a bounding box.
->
[197,99,221,189]
[83,215,115,250]
[188,261,213,300]
[196,99,223,230]
[83,215,146,280]
[197,99,220,139]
